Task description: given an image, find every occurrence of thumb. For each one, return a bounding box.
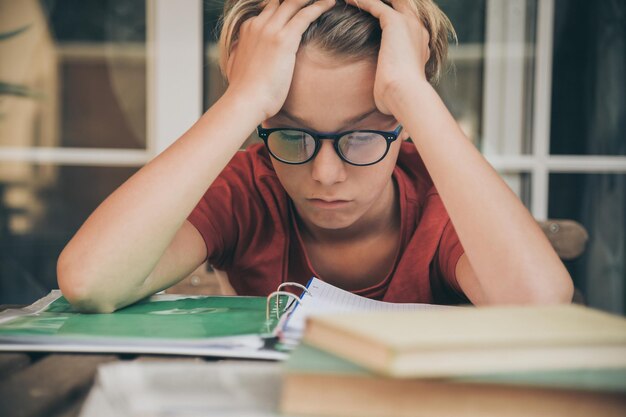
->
[226,41,239,82]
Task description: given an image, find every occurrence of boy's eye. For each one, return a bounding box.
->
[352,133,377,140]
[278,131,307,141]
[343,132,381,143]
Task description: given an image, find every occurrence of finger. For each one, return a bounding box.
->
[256,0,280,21]
[388,0,430,46]
[422,26,431,58]
[271,0,329,27]
[388,0,415,16]
[343,0,395,23]
[355,0,431,56]
[284,0,336,34]
[226,40,238,79]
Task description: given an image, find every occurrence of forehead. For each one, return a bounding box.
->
[270,46,384,132]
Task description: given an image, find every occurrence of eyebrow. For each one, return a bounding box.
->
[275,108,379,130]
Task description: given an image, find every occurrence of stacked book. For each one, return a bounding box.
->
[280,304,626,417]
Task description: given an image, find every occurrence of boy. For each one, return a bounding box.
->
[57,0,573,312]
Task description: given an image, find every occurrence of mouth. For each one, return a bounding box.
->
[307,198,352,209]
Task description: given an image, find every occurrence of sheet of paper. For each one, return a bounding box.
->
[279,278,451,345]
[80,360,284,417]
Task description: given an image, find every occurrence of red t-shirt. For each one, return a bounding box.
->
[188,142,468,304]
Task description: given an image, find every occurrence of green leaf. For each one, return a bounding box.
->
[0,81,44,98]
[0,24,32,41]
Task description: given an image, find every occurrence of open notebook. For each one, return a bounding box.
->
[273,277,452,347]
[0,277,449,358]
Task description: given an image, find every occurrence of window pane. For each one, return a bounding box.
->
[204,1,253,146]
[0,0,147,149]
[550,0,625,156]
[0,163,138,304]
[549,174,626,315]
[436,0,486,148]
[441,0,538,156]
[501,172,532,208]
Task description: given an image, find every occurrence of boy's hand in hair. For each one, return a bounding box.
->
[344,0,431,115]
[225,0,336,122]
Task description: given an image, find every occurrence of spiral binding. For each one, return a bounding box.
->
[266,282,312,320]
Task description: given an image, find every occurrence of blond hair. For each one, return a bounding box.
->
[217,0,456,83]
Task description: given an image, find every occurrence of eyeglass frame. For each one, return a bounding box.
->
[256,124,404,166]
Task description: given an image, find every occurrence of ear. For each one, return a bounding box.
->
[400,128,411,141]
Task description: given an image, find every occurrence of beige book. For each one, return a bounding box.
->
[281,345,626,417]
[283,372,626,417]
[303,304,626,378]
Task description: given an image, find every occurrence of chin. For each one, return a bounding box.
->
[307,210,360,230]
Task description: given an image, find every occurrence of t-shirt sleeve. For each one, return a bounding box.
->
[436,219,467,298]
[187,181,239,270]
[186,147,277,271]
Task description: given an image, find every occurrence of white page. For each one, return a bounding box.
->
[81,360,284,417]
[280,278,451,343]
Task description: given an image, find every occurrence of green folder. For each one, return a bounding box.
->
[0,291,291,359]
[281,344,626,417]
[285,343,626,393]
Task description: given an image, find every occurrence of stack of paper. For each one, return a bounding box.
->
[80,360,284,417]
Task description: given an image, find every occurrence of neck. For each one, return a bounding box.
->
[296,179,400,245]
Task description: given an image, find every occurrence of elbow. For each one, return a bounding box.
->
[479,270,575,307]
[519,270,575,305]
[558,273,575,303]
[57,249,117,313]
[553,273,575,304]
[510,253,575,305]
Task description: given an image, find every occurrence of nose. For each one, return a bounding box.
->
[310,140,347,186]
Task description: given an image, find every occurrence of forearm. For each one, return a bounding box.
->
[388,81,573,304]
[57,92,264,307]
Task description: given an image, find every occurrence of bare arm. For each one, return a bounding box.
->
[347,0,573,305]
[393,81,573,305]
[57,94,265,312]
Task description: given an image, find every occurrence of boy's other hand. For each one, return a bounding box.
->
[344,0,431,115]
[225,0,336,122]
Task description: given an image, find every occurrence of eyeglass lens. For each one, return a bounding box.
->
[267,130,388,165]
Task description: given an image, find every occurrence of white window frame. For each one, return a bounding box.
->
[482,0,626,220]
[1,0,624,222]
[0,0,202,165]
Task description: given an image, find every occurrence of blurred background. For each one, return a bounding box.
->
[0,0,624,314]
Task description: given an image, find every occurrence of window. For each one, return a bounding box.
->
[1,0,623,314]
[1,0,149,302]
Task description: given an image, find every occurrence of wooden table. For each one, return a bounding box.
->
[0,351,114,417]
[0,351,215,417]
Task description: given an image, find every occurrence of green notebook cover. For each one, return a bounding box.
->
[0,291,291,359]
[285,343,626,393]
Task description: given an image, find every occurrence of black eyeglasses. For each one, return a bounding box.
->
[256,124,403,166]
